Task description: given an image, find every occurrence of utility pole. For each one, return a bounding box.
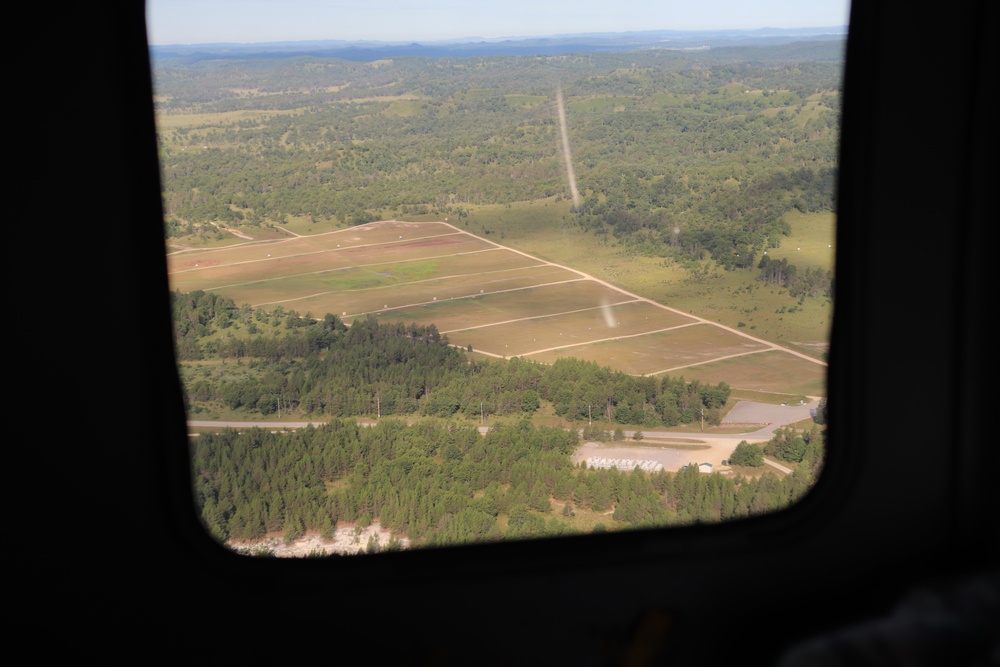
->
[481,401,484,425]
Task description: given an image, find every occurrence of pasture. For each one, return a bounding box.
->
[167,219,828,397]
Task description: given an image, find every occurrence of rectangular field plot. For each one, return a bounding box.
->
[663,350,827,396]
[166,220,457,273]
[165,220,826,396]
[238,263,581,314]
[335,233,489,265]
[361,280,631,334]
[307,251,551,295]
[450,301,698,357]
[526,324,771,375]
[174,245,545,300]
[339,266,579,313]
[169,234,492,291]
[179,248,549,303]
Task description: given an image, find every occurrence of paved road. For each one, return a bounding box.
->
[189,400,817,473]
[188,399,817,440]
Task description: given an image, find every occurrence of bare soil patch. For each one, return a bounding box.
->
[229,522,407,557]
[573,438,748,471]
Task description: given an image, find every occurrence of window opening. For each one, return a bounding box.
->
[148,0,848,557]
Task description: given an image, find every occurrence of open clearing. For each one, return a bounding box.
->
[574,439,742,471]
[167,220,826,395]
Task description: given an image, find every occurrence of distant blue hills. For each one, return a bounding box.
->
[150,27,847,62]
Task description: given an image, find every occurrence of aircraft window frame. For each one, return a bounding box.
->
[144,1,851,565]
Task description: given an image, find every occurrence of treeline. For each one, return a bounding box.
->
[155,44,841,264]
[173,291,731,427]
[192,418,824,549]
[172,289,349,361]
[729,425,824,467]
[757,255,833,298]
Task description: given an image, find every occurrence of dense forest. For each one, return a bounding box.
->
[175,289,732,427]
[154,41,841,269]
[192,417,824,549]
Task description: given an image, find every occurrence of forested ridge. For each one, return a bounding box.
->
[155,41,841,269]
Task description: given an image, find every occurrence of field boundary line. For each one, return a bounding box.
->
[243,263,556,307]
[331,278,590,315]
[199,248,505,292]
[441,299,641,333]
[166,219,452,257]
[255,276,591,310]
[520,322,701,356]
[435,221,828,369]
[168,230,466,269]
[645,348,778,376]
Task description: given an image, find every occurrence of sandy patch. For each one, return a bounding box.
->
[229,521,408,558]
[573,438,752,471]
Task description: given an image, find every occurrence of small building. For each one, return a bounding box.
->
[698,462,714,474]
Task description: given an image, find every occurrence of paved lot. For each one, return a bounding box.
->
[571,399,819,472]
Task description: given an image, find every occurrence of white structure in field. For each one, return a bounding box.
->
[586,457,662,472]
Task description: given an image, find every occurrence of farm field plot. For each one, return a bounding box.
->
[527,324,772,376]
[168,229,489,291]
[666,350,828,397]
[167,220,827,394]
[371,280,632,334]
[168,220,454,271]
[173,248,561,308]
[249,264,582,317]
[449,301,697,358]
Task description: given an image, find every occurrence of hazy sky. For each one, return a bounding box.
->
[147,0,851,46]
